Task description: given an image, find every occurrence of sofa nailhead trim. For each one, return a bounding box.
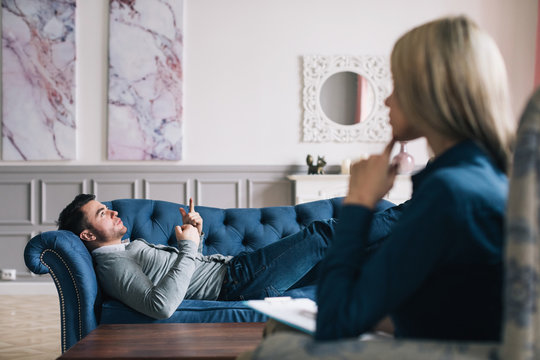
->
[40,249,82,353]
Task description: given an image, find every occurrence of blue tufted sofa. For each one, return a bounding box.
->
[24,196,394,352]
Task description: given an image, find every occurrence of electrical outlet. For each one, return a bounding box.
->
[1,269,16,281]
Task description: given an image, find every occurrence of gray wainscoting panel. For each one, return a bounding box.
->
[0,180,34,225]
[93,180,137,201]
[0,232,33,273]
[196,180,241,209]
[41,180,86,225]
[248,180,292,208]
[144,180,189,203]
[0,165,307,279]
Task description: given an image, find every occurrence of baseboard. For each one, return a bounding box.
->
[0,280,56,295]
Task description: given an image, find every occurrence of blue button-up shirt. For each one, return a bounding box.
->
[316,140,506,341]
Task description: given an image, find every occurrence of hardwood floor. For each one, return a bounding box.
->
[0,295,61,360]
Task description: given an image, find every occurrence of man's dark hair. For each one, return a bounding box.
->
[57,194,96,236]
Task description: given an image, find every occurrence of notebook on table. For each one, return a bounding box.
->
[244,297,317,335]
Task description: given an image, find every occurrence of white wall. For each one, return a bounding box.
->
[2,0,537,167]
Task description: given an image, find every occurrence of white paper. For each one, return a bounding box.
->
[244,297,317,335]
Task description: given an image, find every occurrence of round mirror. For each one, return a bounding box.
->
[319,71,375,126]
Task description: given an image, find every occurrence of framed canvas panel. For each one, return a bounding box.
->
[108,0,183,160]
[2,0,76,160]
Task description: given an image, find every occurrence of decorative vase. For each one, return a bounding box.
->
[392,142,415,174]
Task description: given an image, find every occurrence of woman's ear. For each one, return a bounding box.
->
[80,229,96,242]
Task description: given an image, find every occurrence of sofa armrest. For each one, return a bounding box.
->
[24,230,99,352]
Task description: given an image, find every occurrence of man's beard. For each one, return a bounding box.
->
[91,224,127,242]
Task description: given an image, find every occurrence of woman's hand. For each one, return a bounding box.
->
[345,139,398,208]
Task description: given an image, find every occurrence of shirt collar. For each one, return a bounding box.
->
[411,140,494,192]
[91,243,127,256]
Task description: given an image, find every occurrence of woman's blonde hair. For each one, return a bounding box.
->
[391,15,515,173]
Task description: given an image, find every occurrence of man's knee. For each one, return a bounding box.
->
[307,218,337,242]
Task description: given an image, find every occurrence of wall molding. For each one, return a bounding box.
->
[0,165,310,174]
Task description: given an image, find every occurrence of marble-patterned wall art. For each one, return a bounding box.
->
[2,0,76,160]
[108,0,183,160]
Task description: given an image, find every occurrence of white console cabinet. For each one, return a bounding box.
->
[288,174,412,205]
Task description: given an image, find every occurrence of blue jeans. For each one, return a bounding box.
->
[218,219,337,300]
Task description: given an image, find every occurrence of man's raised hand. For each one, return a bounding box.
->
[174,224,201,247]
[179,198,203,235]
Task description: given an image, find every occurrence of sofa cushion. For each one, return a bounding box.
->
[100,285,317,324]
[100,299,269,324]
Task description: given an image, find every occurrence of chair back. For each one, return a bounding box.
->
[501,87,540,360]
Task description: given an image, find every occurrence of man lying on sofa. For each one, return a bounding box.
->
[56,193,352,320]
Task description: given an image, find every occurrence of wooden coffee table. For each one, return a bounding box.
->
[58,323,266,360]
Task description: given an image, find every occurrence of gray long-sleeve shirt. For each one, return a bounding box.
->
[92,238,232,319]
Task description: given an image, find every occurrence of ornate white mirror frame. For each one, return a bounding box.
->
[302,55,393,143]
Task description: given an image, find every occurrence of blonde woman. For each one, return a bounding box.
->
[316,16,515,342]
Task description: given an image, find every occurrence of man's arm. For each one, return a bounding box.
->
[96,225,201,320]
